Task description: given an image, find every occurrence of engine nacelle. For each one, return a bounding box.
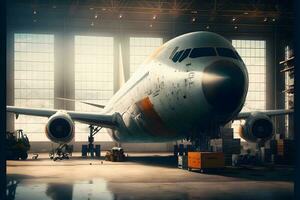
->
[45,111,75,144]
[238,112,274,143]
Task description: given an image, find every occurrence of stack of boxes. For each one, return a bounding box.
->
[176,128,241,170]
[277,139,284,156]
[210,128,241,166]
[270,138,294,164]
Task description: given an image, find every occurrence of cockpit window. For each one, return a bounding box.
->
[216,48,238,59]
[178,48,191,62]
[169,46,179,59]
[172,50,184,62]
[189,47,216,58]
[171,47,242,63]
[234,50,243,61]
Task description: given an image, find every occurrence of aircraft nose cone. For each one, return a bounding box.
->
[202,60,247,115]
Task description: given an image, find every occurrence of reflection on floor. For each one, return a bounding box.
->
[7,153,294,200]
[7,178,112,200]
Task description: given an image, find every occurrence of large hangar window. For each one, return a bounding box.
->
[129,37,163,76]
[74,36,114,141]
[14,33,54,141]
[231,40,266,138]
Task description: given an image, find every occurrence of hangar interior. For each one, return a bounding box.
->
[7,0,293,153]
[6,1,295,200]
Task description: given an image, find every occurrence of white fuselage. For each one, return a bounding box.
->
[101,32,248,142]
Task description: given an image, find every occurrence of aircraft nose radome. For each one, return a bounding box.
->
[202,60,246,115]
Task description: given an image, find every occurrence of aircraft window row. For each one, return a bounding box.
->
[170,47,243,62]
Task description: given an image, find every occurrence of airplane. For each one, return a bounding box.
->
[7,31,293,150]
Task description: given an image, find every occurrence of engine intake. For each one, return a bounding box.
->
[45,111,75,143]
[238,112,274,143]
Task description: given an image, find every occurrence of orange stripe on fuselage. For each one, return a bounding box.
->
[138,97,154,113]
[136,97,173,137]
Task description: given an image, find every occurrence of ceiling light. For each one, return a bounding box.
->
[33,19,37,23]
[119,14,123,19]
[152,15,157,20]
[91,22,94,26]
[33,10,37,14]
[232,17,236,22]
[89,7,94,10]
[234,26,238,29]
[264,17,268,22]
[206,25,210,29]
[102,8,106,11]
[192,17,196,22]
[95,14,98,19]
[52,5,56,9]
[244,12,249,15]
[272,18,276,22]
[149,24,153,28]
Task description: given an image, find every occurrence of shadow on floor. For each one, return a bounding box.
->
[125,155,294,182]
[187,165,294,182]
[126,155,177,168]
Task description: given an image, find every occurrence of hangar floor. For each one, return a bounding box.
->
[7,153,293,200]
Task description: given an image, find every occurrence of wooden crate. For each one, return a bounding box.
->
[188,152,224,170]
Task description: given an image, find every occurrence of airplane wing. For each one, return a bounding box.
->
[7,106,120,129]
[236,109,293,120]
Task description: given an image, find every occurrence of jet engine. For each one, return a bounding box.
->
[238,112,274,143]
[45,111,75,144]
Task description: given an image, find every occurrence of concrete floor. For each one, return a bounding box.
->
[7,153,294,200]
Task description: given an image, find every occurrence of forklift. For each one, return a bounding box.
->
[6,129,30,160]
